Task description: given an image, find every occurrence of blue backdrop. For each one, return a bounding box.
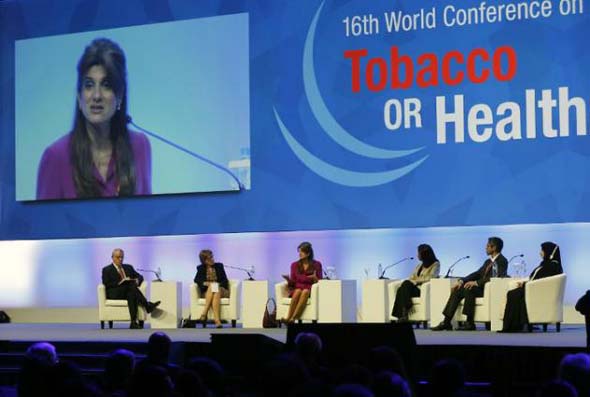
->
[1,0,589,240]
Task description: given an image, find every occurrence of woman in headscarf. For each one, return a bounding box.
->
[501,241,563,332]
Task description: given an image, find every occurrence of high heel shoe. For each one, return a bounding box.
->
[199,315,208,328]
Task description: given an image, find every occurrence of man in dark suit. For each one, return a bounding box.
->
[432,237,508,331]
[102,248,160,329]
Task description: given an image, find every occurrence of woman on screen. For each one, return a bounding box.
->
[501,241,563,332]
[281,241,322,325]
[36,38,151,200]
[390,244,440,322]
[194,249,230,328]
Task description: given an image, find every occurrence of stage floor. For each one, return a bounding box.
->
[0,323,586,347]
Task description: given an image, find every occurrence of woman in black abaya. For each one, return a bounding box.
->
[501,242,563,332]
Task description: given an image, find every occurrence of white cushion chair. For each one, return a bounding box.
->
[525,274,567,332]
[456,282,492,329]
[190,280,241,327]
[97,283,147,329]
[275,281,319,325]
[388,280,431,328]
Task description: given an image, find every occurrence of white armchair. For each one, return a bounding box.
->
[97,283,147,329]
[275,282,319,324]
[388,280,431,328]
[190,280,241,327]
[525,274,566,332]
[456,282,492,329]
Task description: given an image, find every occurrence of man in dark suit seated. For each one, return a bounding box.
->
[102,248,160,329]
[432,237,508,331]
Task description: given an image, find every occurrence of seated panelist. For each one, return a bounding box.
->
[194,249,230,328]
[501,242,563,332]
[281,241,322,324]
[391,244,440,322]
[101,248,160,329]
[432,237,507,331]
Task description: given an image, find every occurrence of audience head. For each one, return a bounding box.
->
[367,346,408,379]
[372,371,411,397]
[104,348,135,391]
[147,332,172,365]
[430,358,465,396]
[417,244,437,267]
[559,353,590,397]
[174,369,207,397]
[487,237,503,254]
[51,361,95,397]
[295,332,323,361]
[298,241,314,262]
[129,364,173,397]
[18,342,59,397]
[25,342,58,365]
[260,355,309,397]
[187,357,226,396]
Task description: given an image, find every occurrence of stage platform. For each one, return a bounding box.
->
[0,323,586,348]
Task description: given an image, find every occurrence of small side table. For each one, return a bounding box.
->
[241,280,269,328]
[318,279,357,323]
[489,277,516,331]
[150,281,182,329]
[361,279,393,322]
[429,278,455,326]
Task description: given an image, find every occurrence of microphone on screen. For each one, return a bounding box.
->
[126,115,245,190]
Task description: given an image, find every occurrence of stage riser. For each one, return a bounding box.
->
[3,306,586,325]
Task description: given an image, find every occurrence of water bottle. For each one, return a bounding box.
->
[377,263,383,279]
[326,266,336,280]
[228,147,250,189]
[492,261,498,277]
[520,259,527,277]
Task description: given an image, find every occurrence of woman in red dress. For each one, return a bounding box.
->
[282,242,322,324]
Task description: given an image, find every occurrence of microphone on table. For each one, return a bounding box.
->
[126,115,245,190]
[379,257,414,279]
[508,254,526,276]
[225,265,255,280]
[444,256,470,278]
[137,267,163,282]
[508,254,524,264]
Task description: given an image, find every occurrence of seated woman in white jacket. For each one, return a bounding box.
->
[391,244,440,322]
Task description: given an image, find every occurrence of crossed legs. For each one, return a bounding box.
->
[283,288,310,323]
[200,285,223,326]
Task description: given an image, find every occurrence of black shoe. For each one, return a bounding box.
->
[431,321,453,331]
[129,321,141,329]
[146,300,161,314]
[458,321,476,331]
